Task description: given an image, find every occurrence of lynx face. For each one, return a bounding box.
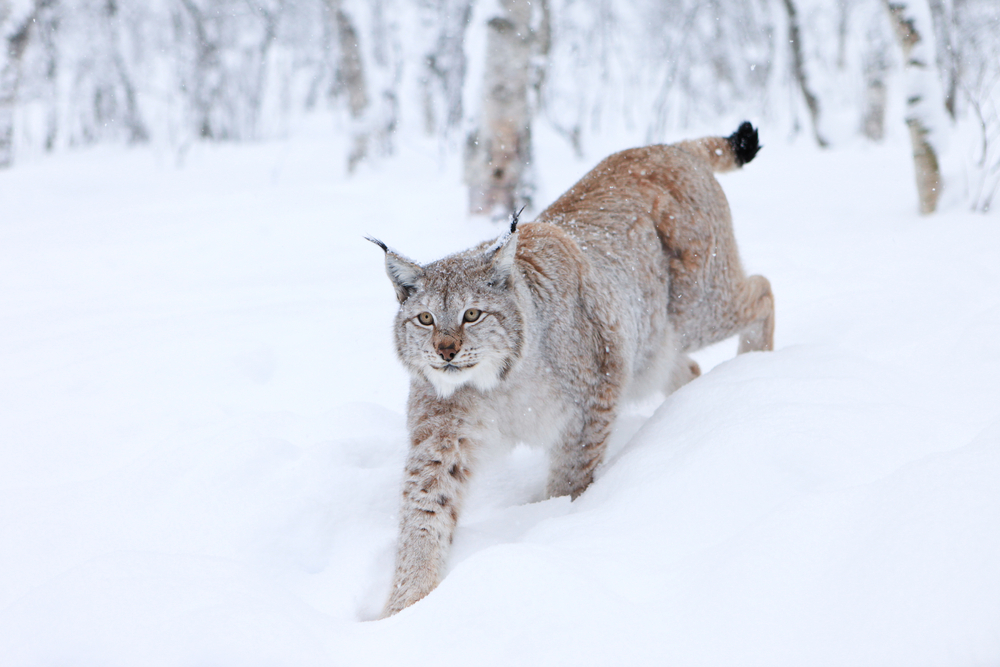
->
[370,232,525,399]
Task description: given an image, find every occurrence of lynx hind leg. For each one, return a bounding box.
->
[669,239,775,355]
[546,331,628,499]
[546,431,607,500]
[665,354,702,394]
[546,398,621,500]
[688,272,774,354]
[736,274,774,353]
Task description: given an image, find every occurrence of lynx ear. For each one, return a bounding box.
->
[366,236,423,303]
[486,207,524,287]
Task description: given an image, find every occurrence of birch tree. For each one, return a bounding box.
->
[326,0,368,170]
[416,0,472,140]
[0,0,41,168]
[926,0,957,119]
[954,0,1000,212]
[883,0,948,214]
[781,0,829,147]
[67,0,149,145]
[965,80,1000,212]
[861,11,892,141]
[464,0,547,217]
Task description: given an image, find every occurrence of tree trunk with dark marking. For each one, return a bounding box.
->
[883,0,946,215]
[0,2,38,168]
[326,0,369,171]
[465,0,544,217]
[781,0,829,148]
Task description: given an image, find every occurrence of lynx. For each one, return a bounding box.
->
[368,122,773,617]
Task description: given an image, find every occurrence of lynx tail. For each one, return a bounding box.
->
[727,121,760,167]
[674,120,761,174]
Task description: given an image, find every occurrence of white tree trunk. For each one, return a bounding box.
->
[926,0,957,119]
[325,0,368,170]
[965,77,1000,213]
[884,0,948,214]
[104,0,149,144]
[417,0,472,138]
[861,13,892,142]
[464,0,541,217]
[781,0,829,147]
[0,1,36,168]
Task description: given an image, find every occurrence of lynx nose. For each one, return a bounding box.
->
[436,337,461,362]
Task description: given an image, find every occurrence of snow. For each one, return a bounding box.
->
[1,122,999,665]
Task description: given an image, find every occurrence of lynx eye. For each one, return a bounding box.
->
[417,312,434,326]
[463,308,482,323]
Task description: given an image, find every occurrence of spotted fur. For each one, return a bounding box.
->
[369,122,774,617]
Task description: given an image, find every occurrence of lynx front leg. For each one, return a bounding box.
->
[381,431,474,618]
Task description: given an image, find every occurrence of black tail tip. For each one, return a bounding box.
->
[728,121,760,167]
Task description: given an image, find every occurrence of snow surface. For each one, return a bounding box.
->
[1,122,999,666]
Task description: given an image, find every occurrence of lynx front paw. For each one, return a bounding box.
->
[380,520,451,618]
[380,573,438,618]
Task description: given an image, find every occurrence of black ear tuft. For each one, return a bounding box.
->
[510,205,526,234]
[365,235,388,253]
[727,121,761,167]
[365,235,424,303]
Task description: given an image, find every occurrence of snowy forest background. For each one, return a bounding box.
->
[2,0,999,213]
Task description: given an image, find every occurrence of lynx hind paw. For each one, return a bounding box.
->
[666,355,701,394]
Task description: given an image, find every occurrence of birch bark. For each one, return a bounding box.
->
[0,1,37,168]
[781,0,829,148]
[884,0,947,214]
[464,0,544,217]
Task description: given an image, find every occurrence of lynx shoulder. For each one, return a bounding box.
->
[368,121,773,617]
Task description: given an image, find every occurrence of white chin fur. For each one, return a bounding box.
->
[424,358,503,398]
